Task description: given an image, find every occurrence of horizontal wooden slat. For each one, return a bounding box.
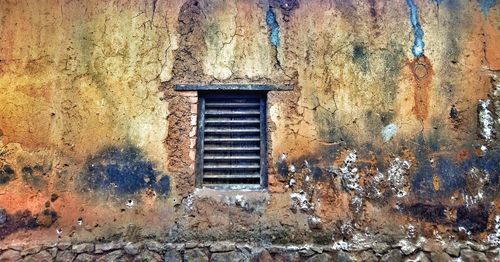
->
[205,103,260,108]
[203,173,261,179]
[204,155,260,160]
[204,128,260,133]
[204,146,260,151]
[205,110,260,116]
[205,119,260,124]
[204,164,260,169]
[204,137,260,142]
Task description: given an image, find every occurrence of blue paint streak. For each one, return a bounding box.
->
[406,0,425,57]
[477,0,497,16]
[266,8,280,47]
[433,0,444,5]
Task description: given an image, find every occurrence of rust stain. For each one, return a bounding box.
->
[409,56,433,122]
[455,149,470,163]
[432,175,441,191]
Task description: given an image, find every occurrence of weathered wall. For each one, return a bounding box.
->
[0,0,499,259]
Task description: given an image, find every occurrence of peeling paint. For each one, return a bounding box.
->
[350,194,363,214]
[371,171,385,197]
[387,158,411,197]
[463,167,489,207]
[477,0,498,16]
[381,123,398,142]
[183,193,194,212]
[487,215,500,245]
[338,150,361,192]
[478,100,494,142]
[307,215,322,229]
[266,7,280,47]
[290,191,314,212]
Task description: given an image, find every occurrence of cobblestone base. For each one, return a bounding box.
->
[0,239,498,261]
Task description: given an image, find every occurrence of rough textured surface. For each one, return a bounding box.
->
[0,0,498,256]
[1,241,495,262]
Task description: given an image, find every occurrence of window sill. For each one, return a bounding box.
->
[192,187,270,206]
[175,84,293,91]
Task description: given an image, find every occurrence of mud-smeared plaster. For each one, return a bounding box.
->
[0,0,498,251]
[477,0,498,16]
[266,7,281,47]
[406,0,425,57]
[81,144,170,196]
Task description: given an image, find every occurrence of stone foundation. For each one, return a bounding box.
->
[1,239,498,261]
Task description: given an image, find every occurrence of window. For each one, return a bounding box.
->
[196,91,267,189]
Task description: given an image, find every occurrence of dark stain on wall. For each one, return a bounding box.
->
[0,164,15,184]
[380,111,395,126]
[368,0,377,18]
[352,44,369,73]
[270,0,299,19]
[412,141,499,197]
[412,134,434,195]
[450,105,459,120]
[155,176,171,196]
[315,109,354,150]
[0,208,57,240]
[21,165,48,188]
[433,156,466,195]
[35,209,58,228]
[81,144,170,196]
[277,154,289,179]
[382,44,405,102]
[294,156,325,181]
[456,204,490,233]
[399,203,491,234]
[400,203,448,224]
